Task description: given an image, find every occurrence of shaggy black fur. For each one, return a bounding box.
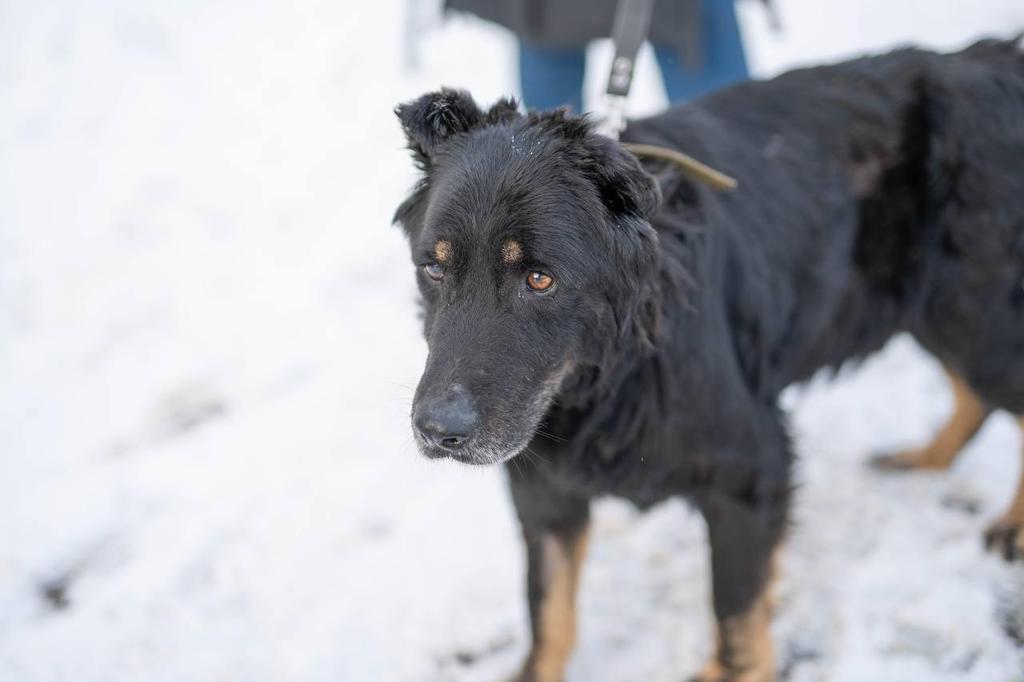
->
[394,39,1024,680]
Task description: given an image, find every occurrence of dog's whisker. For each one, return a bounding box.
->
[533,428,567,444]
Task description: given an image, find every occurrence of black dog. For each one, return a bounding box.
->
[393,39,1024,682]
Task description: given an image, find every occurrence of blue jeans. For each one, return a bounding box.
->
[518,0,749,111]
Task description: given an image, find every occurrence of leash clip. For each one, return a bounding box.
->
[596,0,738,191]
[596,0,653,140]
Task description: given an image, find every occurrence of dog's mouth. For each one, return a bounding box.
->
[412,362,575,466]
[411,403,544,466]
[412,429,529,466]
[411,389,559,466]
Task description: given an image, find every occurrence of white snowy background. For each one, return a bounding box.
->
[2,1,1024,680]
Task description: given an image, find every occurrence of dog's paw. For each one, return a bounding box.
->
[869,449,948,472]
[984,517,1024,561]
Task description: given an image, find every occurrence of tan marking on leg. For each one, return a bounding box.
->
[696,551,778,682]
[501,240,523,265]
[695,629,729,682]
[434,239,453,264]
[523,528,589,682]
[874,367,988,470]
[985,417,1024,560]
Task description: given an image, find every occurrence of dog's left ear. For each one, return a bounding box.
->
[581,134,662,345]
[587,135,662,220]
[395,88,484,169]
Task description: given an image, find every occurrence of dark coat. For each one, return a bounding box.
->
[445,0,702,59]
[394,38,1024,679]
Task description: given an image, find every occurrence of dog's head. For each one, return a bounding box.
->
[394,89,661,465]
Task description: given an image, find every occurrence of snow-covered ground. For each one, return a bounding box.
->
[2,1,1024,680]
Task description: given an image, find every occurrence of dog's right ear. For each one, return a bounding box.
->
[395,89,486,169]
[394,91,519,238]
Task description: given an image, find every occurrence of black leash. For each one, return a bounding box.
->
[597,0,738,191]
[597,0,655,138]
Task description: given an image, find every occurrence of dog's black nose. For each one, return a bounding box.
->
[413,385,479,452]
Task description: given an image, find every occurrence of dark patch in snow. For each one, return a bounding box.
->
[159,398,228,436]
[148,383,229,440]
[779,640,823,680]
[39,576,72,612]
[884,623,948,659]
[940,492,982,515]
[438,632,515,668]
[105,387,230,458]
[995,581,1024,649]
[945,648,980,673]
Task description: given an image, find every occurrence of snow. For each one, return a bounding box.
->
[1,1,1023,680]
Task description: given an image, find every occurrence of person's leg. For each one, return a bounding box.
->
[701,0,750,87]
[654,0,750,104]
[653,45,697,103]
[518,41,586,112]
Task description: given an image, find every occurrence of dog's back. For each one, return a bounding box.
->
[624,39,1024,405]
[909,40,1024,412]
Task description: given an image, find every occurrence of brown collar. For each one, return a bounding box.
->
[621,142,738,191]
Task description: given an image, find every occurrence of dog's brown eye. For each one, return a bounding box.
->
[424,263,444,281]
[527,271,554,292]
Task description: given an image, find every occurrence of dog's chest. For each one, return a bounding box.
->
[529,428,703,509]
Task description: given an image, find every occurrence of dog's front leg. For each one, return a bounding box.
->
[507,468,591,682]
[694,487,788,682]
